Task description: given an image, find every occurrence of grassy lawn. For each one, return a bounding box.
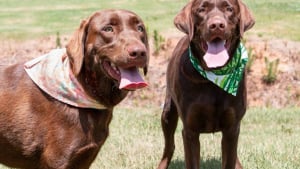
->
[246,0,300,41]
[0,0,187,39]
[95,107,300,169]
[1,106,298,169]
[0,0,300,40]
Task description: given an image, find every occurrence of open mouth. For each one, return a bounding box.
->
[102,60,121,80]
[201,38,230,68]
[102,60,147,90]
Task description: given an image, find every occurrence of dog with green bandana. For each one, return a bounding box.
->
[157,0,255,169]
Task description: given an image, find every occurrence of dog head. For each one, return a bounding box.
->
[66,9,149,91]
[174,0,255,69]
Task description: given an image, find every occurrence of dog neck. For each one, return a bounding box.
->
[188,42,248,96]
[77,63,129,108]
[24,49,109,109]
[190,38,240,71]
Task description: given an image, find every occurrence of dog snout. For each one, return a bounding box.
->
[208,17,227,33]
[127,44,147,59]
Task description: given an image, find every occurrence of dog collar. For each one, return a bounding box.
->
[189,43,248,96]
[24,49,106,109]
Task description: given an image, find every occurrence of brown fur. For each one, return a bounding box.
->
[157,0,254,169]
[0,9,149,169]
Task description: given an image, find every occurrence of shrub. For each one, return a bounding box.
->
[153,29,165,55]
[56,32,62,48]
[246,47,256,73]
[262,57,280,84]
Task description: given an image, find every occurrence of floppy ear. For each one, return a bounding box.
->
[143,66,148,76]
[238,0,255,37]
[66,18,90,76]
[143,27,150,76]
[174,1,194,41]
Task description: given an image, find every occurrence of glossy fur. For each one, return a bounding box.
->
[0,9,149,169]
[157,0,254,169]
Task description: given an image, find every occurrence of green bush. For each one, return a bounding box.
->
[153,29,165,55]
[246,47,256,73]
[262,57,279,84]
[56,32,62,48]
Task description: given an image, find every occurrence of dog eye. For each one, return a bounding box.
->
[197,7,206,13]
[137,25,144,32]
[102,26,114,32]
[226,6,233,12]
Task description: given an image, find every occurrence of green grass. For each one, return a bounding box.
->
[0,0,187,40]
[92,107,300,169]
[0,107,299,169]
[246,0,300,41]
[0,0,299,40]
[97,107,300,169]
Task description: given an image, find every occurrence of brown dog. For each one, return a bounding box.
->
[157,0,254,169]
[0,9,149,169]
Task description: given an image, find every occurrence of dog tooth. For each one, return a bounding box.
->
[111,63,116,69]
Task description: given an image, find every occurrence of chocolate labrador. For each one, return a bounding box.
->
[0,9,149,169]
[157,0,254,169]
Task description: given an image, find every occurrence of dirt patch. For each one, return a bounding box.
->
[244,36,300,108]
[1,34,299,108]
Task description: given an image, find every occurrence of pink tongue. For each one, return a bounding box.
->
[203,41,229,68]
[119,67,148,90]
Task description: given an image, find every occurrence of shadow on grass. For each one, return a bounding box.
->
[168,158,221,169]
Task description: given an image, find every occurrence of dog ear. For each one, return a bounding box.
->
[174,1,194,41]
[238,0,255,37]
[66,18,90,76]
[143,26,150,76]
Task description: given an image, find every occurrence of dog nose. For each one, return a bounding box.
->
[127,45,147,58]
[208,19,226,32]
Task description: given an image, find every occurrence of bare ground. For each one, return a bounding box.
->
[1,34,299,108]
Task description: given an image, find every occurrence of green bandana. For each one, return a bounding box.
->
[189,43,248,96]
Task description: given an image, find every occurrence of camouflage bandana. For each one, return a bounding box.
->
[189,43,248,96]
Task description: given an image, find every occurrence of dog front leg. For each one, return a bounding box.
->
[221,125,242,169]
[182,129,200,169]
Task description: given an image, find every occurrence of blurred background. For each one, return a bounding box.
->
[0,0,299,168]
